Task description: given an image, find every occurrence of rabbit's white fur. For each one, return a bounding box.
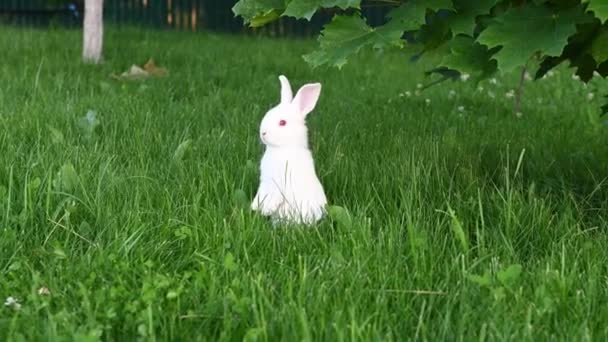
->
[251,75,327,224]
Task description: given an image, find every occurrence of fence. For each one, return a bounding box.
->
[0,0,390,36]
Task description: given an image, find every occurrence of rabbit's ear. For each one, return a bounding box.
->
[279,75,293,104]
[292,83,321,118]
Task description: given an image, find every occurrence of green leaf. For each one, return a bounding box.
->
[386,0,453,32]
[497,264,522,288]
[467,271,492,287]
[330,248,346,265]
[8,261,21,272]
[534,20,600,82]
[48,125,65,144]
[224,252,238,272]
[492,286,506,301]
[283,1,323,21]
[53,163,80,193]
[232,189,249,209]
[586,0,608,22]
[29,177,41,191]
[283,0,361,20]
[53,243,67,259]
[174,226,192,240]
[303,15,403,68]
[173,139,192,162]
[244,328,265,342]
[328,205,352,229]
[327,0,360,9]
[447,0,499,36]
[405,219,427,257]
[591,26,608,63]
[73,329,103,342]
[137,324,147,337]
[438,35,497,80]
[423,67,462,87]
[416,15,452,52]
[447,206,468,254]
[234,0,361,23]
[232,0,285,25]
[251,9,282,27]
[477,4,587,73]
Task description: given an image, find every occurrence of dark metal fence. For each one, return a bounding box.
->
[0,0,389,36]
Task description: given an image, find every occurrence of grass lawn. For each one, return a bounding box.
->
[1,25,608,340]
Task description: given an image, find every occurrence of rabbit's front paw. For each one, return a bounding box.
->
[252,192,283,216]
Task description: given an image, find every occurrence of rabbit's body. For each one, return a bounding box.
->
[253,146,327,224]
[251,75,327,225]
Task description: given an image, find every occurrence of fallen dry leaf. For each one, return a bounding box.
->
[37,287,51,295]
[111,58,168,81]
[144,59,168,77]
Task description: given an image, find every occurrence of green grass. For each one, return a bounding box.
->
[1,25,608,340]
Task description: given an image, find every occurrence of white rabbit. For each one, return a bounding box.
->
[251,75,327,225]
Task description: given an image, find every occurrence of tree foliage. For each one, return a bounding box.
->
[233,0,608,114]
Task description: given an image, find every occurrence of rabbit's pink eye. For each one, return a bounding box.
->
[279,120,287,126]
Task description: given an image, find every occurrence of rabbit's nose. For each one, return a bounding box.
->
[262,132,267,136]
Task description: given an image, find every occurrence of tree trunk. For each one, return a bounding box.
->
[83,0,104,63]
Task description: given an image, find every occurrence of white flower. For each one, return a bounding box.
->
[457,106,465,112]
[588,93,594,100]
[4,296,21,310]
[547,70,555,77]
[594,71,601,77]
[38,287,51,296]
[448,90,456,99]
[488,91,496,99]
[572,74,580,80]
[524,72,532,81]
[515,112,523,118]
[425,98,431,105]
[505,89,515,98]
[477,86,484,92]
[416,83,423,89]
[490,78,498,84]
[404,91,412,97]
[460,73,470,81]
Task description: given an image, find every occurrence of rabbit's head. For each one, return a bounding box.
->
[259,75,321,148]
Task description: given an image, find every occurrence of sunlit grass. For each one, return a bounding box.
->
[1,26,608,340]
